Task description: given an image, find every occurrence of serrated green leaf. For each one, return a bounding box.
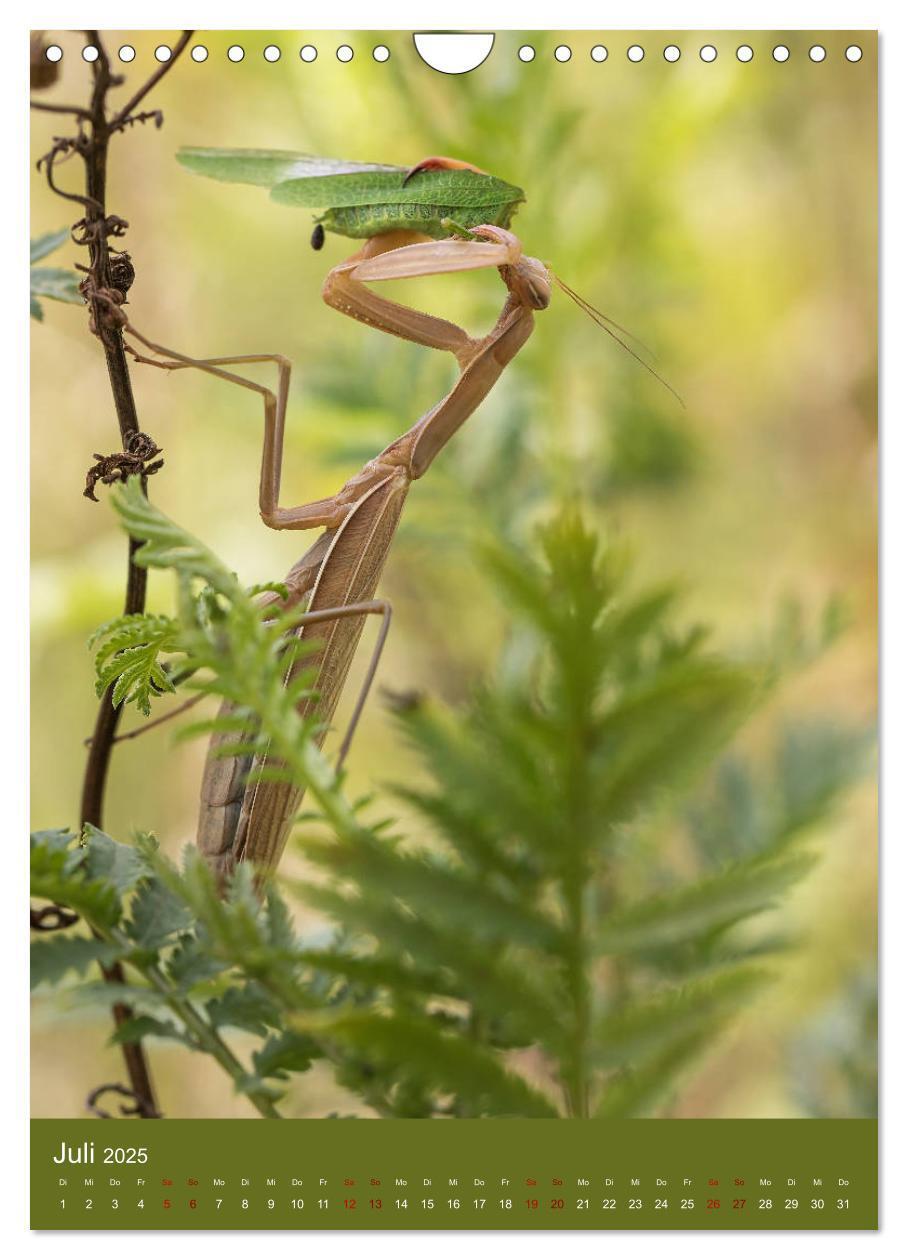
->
[253,1030,320,1080]
[165,933,230,989]
[127,877,193,950]
[109,1015,193,1047]
[81,825,147,894]
[31,832,122,929]
[31,936,120,988]
[206,983,279,1034]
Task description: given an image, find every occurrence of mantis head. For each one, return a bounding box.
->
[508,253,552,311]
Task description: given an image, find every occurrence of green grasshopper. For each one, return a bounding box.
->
[126,152,677,884]
[176,150,525,247]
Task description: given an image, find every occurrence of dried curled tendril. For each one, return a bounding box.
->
[84,431,164,501]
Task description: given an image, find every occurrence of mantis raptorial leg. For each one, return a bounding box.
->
[126,225,550,880]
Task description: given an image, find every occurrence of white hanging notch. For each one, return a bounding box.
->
[413,32,494,74]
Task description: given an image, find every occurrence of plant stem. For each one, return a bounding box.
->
[32,28,192,1119]
[106,930,283,1120]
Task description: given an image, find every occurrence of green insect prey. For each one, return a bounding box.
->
[176,149,525,241]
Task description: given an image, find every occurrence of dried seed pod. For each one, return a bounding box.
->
[30,32,59,90]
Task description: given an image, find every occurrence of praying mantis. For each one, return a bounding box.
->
[125,153,676,884]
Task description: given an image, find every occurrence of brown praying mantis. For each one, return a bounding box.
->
[122,153,678,885]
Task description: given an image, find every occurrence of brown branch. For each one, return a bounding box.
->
[110,31,193,131]
[29,99,91,119]
[33,28,192,1121]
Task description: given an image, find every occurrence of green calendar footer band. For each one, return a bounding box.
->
[31,1118,877,1230]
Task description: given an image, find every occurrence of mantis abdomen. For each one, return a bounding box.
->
[197,469,410,882]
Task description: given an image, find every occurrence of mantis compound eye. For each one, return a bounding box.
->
[310,223,325,251]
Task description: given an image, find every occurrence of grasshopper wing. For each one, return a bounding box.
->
[177,148,405,188]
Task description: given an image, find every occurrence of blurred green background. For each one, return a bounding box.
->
[31,29,876,1118]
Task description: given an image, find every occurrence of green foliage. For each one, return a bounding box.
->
[89,482,350,837]
[30,827,320,1117]
[90,614,181,715]
[30,229,82,321]
[289,512,830,1117]
[787,968,877,1118]
[34,490,865,1118]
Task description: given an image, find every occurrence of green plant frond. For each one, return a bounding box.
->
[393,701,563,863]
[80,825,149,893]
[31,935,121,989]
[165,933,231,989]
[206,982,280,1035]
[109,1015,194,1048]
[247,581,290,602]
[594,968,768,1069]
[299,947,450,998]
[687,721,874,868]
[297,885,557,1040]
[594,1025,718,1118]
[392,784,542,890]
[301,943,563,1053]
[253,1030,320,1080]
[42,492,861,1119]
[31,830,123,929]
[126,877,194,951]
[592,661,757,828]
[777,722,874,833]
[67,981,172,1012]
[593,585,680,674]
[597,848,817,956]
[304,834,562,951]
[291,1008,559,1118]
[91,612,181,715]
[112,479,237,596]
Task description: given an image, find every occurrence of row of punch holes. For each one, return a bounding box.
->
[44,41,865,66]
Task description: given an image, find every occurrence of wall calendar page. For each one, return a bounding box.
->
[29,24,878,1236]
